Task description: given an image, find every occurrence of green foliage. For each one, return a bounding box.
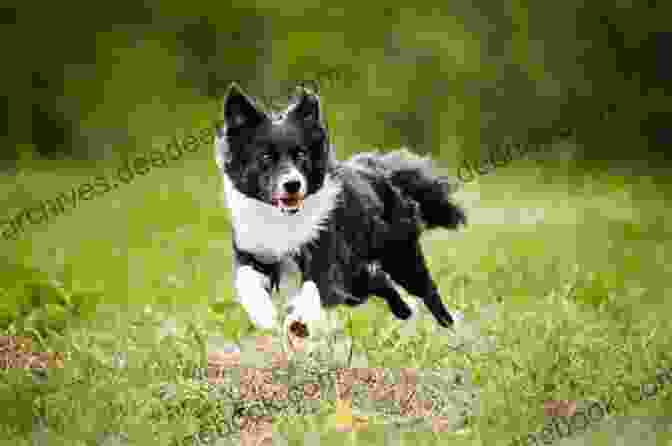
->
[4,1,669,172]
[2,9,672,438]
[2,154,672,445]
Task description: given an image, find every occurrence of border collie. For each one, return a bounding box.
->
[214,83,467,341]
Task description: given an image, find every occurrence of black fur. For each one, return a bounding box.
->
[296,156,465,327]
[217,83,466,328]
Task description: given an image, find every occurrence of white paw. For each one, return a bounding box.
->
[283,281,326,355]
[235,266,278,330]
[287,281,323,324]
[248,303,277,330]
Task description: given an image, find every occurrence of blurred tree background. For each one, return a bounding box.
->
[0,0,669,173]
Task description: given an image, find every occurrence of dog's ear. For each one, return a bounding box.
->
[223,82,266,131]
[287,88,322,124]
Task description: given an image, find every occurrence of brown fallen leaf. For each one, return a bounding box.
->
[431,416,452,433]
[543,400,577,417]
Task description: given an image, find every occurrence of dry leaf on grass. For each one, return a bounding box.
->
[1,330,472,442]
[0,335,65,372]
[543,400,578,418]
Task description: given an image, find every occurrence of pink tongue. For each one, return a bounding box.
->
[274,196,302,208]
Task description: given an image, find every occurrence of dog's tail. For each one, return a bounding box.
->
[365,148,467,230]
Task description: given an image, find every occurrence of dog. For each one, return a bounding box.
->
[214,83,467,341]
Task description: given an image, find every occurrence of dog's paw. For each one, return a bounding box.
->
[254,311,279,331]
[241,300,277,331]
[392,301,413,320]
[283,281,331,356]
[235,266,279,330]
[286,281,323,324]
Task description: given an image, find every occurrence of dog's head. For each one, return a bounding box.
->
[215,83,332,215]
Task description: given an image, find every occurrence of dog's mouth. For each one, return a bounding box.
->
[271,194,305,215]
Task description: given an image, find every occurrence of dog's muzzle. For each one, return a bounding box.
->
[271,191,305,214]
[272,175,306,214]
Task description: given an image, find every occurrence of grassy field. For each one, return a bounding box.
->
[1,136,672,446]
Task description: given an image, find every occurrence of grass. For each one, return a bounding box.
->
[1,142,672,445]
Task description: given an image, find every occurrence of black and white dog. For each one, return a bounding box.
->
[214,83,466,340]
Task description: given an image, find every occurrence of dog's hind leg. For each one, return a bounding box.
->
[381,241,454,328]
[343,261,412,320]
[364,262,413,320]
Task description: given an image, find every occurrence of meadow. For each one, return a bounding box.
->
[1,129,672,446]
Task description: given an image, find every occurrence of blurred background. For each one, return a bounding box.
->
[1,1,669,171]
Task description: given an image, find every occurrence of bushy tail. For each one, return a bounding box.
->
[372,148,467,230]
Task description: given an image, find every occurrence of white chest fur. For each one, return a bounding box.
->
[221,173,342,260]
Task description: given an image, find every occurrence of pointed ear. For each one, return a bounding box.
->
[223,82,266,130]
[287,88,322,124]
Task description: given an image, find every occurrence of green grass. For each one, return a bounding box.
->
[1,143,672,445]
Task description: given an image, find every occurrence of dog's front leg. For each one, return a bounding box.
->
[285,280,324,331]
[283,249,345,355]
[234,265,278,331]
[284,250,324,330]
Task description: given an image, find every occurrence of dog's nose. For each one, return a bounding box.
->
[283,180,301,194]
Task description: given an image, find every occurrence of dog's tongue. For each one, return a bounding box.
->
[281,197,300,206]
[272,195,304,212]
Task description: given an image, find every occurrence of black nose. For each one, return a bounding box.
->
[283,180,301,194]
